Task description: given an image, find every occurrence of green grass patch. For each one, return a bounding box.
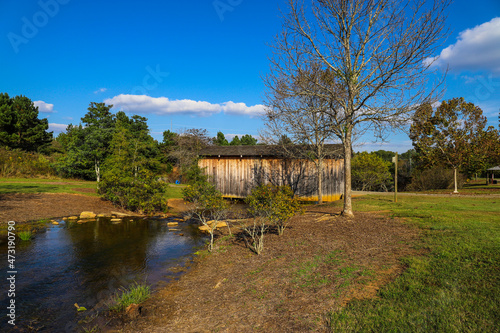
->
[328,194,500,332]
[109,282,151,311]
[0,177,186,200]
[164,183,186,200]
[414,178,500,195]
[291,250,358,289]
[0,178,98,196]
[18,230,33,241]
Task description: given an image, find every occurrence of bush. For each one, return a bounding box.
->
[182,163,208,184]
[407,167,466,191]
[352,152,392,192]
[241,217,268,255]
[0,147,57,178]
[246,184,302,236]
[183,181,228,251]
[99,170,168,214]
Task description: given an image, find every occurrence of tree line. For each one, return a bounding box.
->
[2,91,499,202]
[352,97,500,193]
[0,93,260,212]
[260,0,500,217]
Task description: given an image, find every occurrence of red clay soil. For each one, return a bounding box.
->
[105,204,421,333]
[0,193,133,223]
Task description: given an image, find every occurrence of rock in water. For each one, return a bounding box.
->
[198,225,210,232]
[80,211,96,219]
[216,221,227,228]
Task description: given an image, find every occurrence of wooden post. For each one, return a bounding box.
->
[393,153,398,203]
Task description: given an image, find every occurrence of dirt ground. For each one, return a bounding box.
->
[0,193,421,332]
[105,204,421,333]
[0,193,133,223]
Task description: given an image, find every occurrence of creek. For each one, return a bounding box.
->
[0,216,205,332]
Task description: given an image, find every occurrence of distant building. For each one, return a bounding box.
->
[198,144,344,201]
[487,166,500,184]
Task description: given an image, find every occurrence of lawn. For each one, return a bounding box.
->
[418,178,500,195]
[328,194,500,332]
[0,177,185,200]
[0,177,99,196]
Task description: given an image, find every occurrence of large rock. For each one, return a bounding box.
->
[198,225,211,232]
[198,221,227,232]
[216,221,227,228]
[111,211,141,217]
[80,211,96,219]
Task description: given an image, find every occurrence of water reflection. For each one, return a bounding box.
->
[0,217,205,332]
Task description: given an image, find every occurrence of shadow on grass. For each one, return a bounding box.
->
[0,184,60,194]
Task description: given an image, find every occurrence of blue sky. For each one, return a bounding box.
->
[1,0,499,153]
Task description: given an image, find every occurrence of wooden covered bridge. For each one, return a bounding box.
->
[198,144,344,202]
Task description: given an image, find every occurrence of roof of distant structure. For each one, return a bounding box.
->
[198,144,344,158]
[487,166,500,171]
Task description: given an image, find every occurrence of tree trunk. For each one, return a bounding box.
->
[95,160,100,190]
[342,134,354,218]
[317,157,323,204]
[453,168,458,193]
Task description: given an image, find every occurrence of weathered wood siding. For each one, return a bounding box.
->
[198,157,344,201]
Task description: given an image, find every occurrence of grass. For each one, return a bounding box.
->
[164,183,186,200]
[110,282,151,311]
[0,177,186,200]
[328,194,500,332]
[0,177,99,196]
[18,230,33,241]
[417,178,500,195]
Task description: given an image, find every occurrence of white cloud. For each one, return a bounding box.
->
[94,88,107,94]
[425,17,500,74]
[104,94,220,117]
[48,123,68,133]
[221,101,266,117]
[431,101,442,108]
[461,74,482,84]
[104,94,264,118]
[33,100,55,113]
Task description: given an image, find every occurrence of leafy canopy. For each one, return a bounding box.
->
[245,184,302,236]
[352,152,392,192]
[410,97,499,175]
[0,93,52,152]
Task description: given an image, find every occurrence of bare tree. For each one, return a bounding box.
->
[169,128,212,182]
[265,0,449,217]
[264,63,342,203]
[184,181,228,252]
